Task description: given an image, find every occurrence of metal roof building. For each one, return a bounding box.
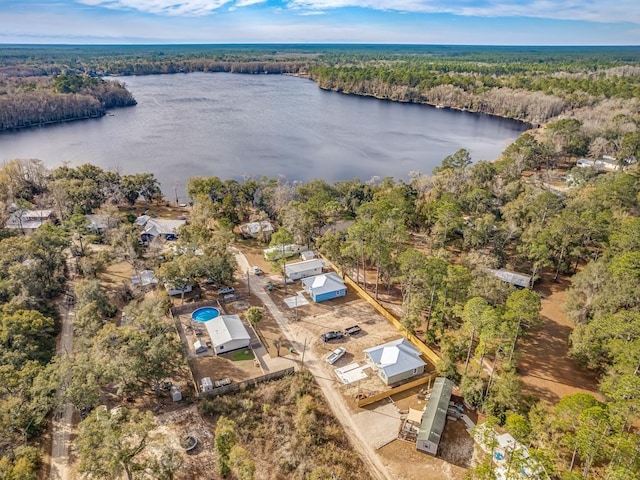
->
[363,338,426,385]
[301,272,346,303]
[416,377,453,455]
[284,258,325,281]
[488,268,532,288]
[204,314,251,355]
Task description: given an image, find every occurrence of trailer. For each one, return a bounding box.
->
[344,325,362,336]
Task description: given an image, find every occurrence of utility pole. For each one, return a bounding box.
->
[301,337,308,368]
[247,269,250,296]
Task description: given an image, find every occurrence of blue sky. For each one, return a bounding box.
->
[1,0,638,45]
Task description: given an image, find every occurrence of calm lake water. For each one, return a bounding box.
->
[0,73,528,199]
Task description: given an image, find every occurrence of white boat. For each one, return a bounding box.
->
[326,346,346,365]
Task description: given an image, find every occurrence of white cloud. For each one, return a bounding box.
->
[76,0,234,16]
[235,0,268,6]
[285,0,640,24]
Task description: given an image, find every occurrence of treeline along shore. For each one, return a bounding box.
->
[1,44,639,136]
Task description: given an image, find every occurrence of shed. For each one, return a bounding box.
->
[284,258,325,281]
[301,272,346,303]
[363,338,426,385]
[193,339,207,354]
[488,268,532,288]
[204,314,251,355]
[416,377,453,455]
[170,386,182,402]
[201,377,213,392]
[300,250,317,261]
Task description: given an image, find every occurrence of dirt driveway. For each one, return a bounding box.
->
[518,275,601,404]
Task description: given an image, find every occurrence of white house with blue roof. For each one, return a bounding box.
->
[363,338,427,385]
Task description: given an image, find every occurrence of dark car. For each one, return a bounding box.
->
[321,331,344,342]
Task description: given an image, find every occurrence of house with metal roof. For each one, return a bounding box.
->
[204,314,251,355]
[5,209,55,233]
[135,215,186,242]
[284,258,325,281]
[416,377,453,455]
[239,221,274,240]
[363,338,426,386]
[488,268,532,289]
[301,272,346,303]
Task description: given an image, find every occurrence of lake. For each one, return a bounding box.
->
[0,72,528,200]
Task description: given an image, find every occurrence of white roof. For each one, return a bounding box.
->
[204,314,250,348]
[496,433,518,450]
[134,214,151,226]
[131,269,158,286]
[363,338,426,378]
[201,377,213,387]
[488,268,531,288]
[301,272,345,295]
[285,258,325,275]
[300,250,316,260]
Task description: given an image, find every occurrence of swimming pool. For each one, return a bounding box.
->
[191,307,220,322]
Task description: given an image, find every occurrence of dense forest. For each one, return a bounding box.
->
[0,73,136,130]
[1,44,640,133]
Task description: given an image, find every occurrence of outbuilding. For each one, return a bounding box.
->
[301,272,347,303]
[363,338,427,386]
[488,268,532,289]
[201,377,213,392]
[416,377,453,455]
[193,339,207,354]
[204,314,251,355]
[284,258,325,281]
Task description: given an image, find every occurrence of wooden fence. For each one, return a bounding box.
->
[356,373,436,408]
[319,255,440,366]
[199,367,295,398]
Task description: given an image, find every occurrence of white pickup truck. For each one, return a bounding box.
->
[326,346,346,365]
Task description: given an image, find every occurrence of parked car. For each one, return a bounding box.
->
[321,331,344,342]
[217,286,235,295]
[252,266,264,275]
[344,325,362,336]
[326,346,346,365]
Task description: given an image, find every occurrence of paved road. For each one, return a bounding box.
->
[234,249,393,480]
[49,269,76,480]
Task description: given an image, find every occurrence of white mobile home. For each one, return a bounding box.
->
[284,259,325,281]
[263,243,307,260]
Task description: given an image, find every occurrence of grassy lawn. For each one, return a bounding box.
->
[230,349,254,361]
